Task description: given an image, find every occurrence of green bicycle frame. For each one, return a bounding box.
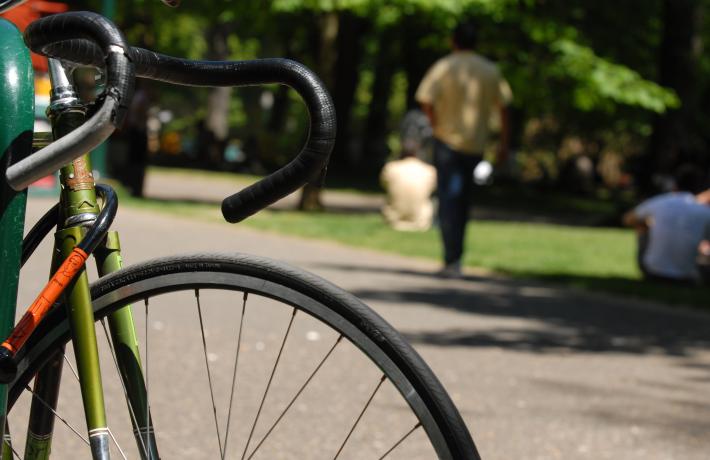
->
[0,18,34,450]
[0,22,156,459]
[38,100,111,458]
[21,59,158,459]
[0,16,157,459]
[94,233,160,460]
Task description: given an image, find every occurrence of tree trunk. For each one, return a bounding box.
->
[640,0,703,194]
[267,86,291,133]
[401,14,439,111]
[298,11,339,211]
[361,25,398,179]
[200,24,232,167]
[330,12,369,172]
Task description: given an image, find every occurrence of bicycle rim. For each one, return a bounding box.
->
[8,253,479,459]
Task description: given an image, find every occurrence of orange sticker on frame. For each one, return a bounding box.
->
[1,247,88,355]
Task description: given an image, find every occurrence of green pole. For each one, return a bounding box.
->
[103,0,116,18]
[0,18,34,440]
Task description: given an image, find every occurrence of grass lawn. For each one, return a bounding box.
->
[248,211,710,308]
[121,179,710,309]
[244,210,635,277]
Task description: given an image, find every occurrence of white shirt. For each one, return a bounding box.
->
[634,192,710,280]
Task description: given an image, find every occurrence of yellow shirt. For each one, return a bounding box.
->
[415,51,512,154]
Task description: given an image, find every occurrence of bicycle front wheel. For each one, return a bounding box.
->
[9,253,479,459]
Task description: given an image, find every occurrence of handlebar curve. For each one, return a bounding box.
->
[5,12,134,191]
[139,54,336,223]
[36,40,336,223]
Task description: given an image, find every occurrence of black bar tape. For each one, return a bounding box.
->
[36,40,336,223]
[24,12,134,126]
[147,56,335,222]
[43,39,104,67]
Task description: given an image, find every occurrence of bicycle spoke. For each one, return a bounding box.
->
[196,289,225,457]
[247,335,343,459]
[100,318,150,459]
[7,442,20,460]
[222,292,248,459]
[240,309,298,460]
[6,256,471,458]
[107,427,128,460]
[63,353,80,382]
[333,375,387,460]
[4,426,20,460]
[23,384,90,446]
[378,422,422,459]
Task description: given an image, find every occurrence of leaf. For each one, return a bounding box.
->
[552,39,680,113]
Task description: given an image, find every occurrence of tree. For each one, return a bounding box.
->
[85,0,702,203]
[640,0,705,194]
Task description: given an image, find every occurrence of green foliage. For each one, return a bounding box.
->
[273,0,367,11]
[97,0,710,191]
[387,72,408,121]
[552,39,679,114]
[353,69,374,119]
[226,36,260,60]
[482,4,679,117]
[153,14,209,59]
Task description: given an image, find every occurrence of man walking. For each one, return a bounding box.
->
[416,20,512,277]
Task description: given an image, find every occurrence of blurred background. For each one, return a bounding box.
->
[5,4,710,458]
[11,0,710,200]
[4,0,710,305]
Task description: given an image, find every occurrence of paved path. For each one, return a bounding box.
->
[16,194,710,460]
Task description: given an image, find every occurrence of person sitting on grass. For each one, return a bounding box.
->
[379,110,437,232]
[380,149,437,232]
[623,166,710,284]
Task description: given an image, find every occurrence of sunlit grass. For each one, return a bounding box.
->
[246,210,638,278]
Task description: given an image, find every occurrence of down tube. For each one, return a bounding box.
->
[0,18,34,452]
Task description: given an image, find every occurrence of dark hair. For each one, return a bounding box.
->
[453,21,478,50]
[674,164,707,194]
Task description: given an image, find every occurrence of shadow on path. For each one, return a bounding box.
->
[315,262,710,357]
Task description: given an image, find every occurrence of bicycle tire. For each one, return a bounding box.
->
[9,253,479,459]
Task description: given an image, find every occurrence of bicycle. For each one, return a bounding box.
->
[0,4,479,459]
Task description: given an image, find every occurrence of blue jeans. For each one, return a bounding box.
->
[433,139,481,265]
